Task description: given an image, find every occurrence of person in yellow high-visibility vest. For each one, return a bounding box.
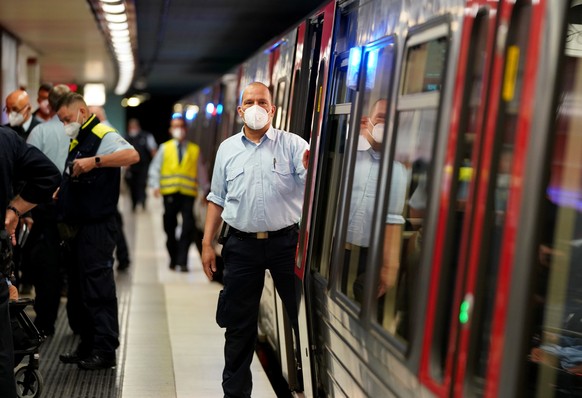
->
[148,117,208,272]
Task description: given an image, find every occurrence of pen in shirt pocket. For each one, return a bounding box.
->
[273,157,276,169]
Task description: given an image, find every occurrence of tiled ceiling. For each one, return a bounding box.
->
[0,0,327,100]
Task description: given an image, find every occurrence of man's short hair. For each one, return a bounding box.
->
[48,84,71,110]
[240,82,273,105]
[56,91,86,112]
[39,83,53,93]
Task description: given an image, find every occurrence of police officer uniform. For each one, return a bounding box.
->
[57,114,133,368]
[207,125,308,397]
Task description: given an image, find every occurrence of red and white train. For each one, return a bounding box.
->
[182,0,582,396]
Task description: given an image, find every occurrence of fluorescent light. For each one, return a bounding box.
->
[108,22,129,31]
[84,83,106,106]
[105,13,127,23]
[102,3,125,13]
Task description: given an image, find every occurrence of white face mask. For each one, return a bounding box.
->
[171,128,184,140]
[243,105,270,130]
[367,122,385,144]
[8,111,25,127]
[64,110,81,139]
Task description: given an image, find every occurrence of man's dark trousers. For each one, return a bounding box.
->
[67,216,119,357]
[217,227,299,398]
[162,193,195,267]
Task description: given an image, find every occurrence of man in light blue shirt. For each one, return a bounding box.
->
[27,84,71,173]
[202,82,308,398]
[23,84,71,336]
[347,99,407,302]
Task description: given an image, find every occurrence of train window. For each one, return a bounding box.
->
[524,2,582,396]
[310,52,356,280]
[339,41,397,308]
[372,24,449,341]
[401,34,447,95]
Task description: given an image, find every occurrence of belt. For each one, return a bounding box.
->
[228,224,297,240]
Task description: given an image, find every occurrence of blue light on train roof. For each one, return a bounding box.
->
[216,104,223,115]
[347,47,362,89]
[171,112,182,119]
[206,103,215,115]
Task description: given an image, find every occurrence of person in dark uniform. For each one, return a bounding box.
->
[202,82,309,398]
[125,118,157,211]
[55,92,139,370]
[1,126,61,398]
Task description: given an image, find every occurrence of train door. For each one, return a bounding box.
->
[288,1,336,394]
[265,29,303,390]
[417,1,575,397]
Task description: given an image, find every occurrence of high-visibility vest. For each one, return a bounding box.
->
[159,140,200,197]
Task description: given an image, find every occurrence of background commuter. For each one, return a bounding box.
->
[25,84,71,336]
[4,89,42,295]
[33,83,53,123]
[56,93,139,370]
[202,82,309,398]
[148,116,206,272]
[125,118,157,211]
[4,89,40,141]
[1,126,61,397]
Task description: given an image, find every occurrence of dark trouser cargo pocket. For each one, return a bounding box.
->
[216,289,229,328]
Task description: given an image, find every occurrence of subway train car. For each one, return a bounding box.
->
[179,0,582,397]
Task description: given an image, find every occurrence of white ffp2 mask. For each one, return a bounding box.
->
[243,105,270,130]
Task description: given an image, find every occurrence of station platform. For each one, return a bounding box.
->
[22,194,276,397]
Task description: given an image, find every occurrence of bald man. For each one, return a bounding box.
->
[4,89,40,141]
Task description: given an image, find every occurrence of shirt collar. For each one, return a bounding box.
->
[239,125,275,145]
[22,116,32,132]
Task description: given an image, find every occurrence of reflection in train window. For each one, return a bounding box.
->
[375,26,448,343]
[310,53,355,280]
[402,37,448,94]
[273,79,288,130]
[339,43,397,309]
[526,3,582,396]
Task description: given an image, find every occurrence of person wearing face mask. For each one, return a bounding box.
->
[347,99,407,307]
[125,118,157,211]
[148,117,207,272]
[24,84,71,336]
[55,92,139,370]
[201,81,309,398]
[4,89,40,141]
[33,83,53,123]
[4,89,42,295]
